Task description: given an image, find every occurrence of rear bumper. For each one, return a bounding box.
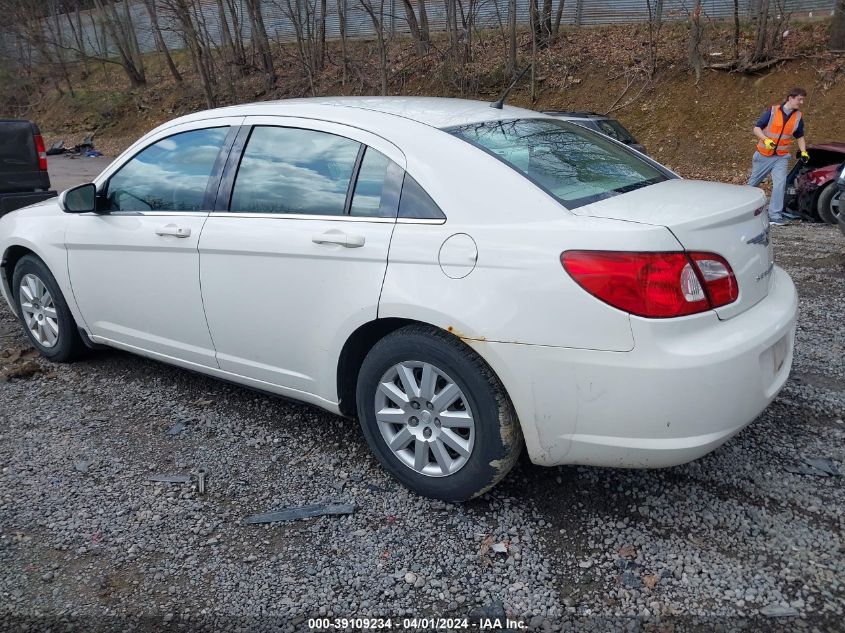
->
[0,191,57,216]
[480,266,797,468]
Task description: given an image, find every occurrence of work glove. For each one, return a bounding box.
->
[799,150,810,163]
[763,138,776,151]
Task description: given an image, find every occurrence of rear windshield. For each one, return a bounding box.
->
[447,118,669,209]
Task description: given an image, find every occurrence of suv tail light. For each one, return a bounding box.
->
[34,134,48,171]
[561,251,738,318]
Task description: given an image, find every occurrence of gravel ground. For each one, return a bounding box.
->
[0,222,843,632]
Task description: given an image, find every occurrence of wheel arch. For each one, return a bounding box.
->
[1,244,40,317]
[335,317,518,421]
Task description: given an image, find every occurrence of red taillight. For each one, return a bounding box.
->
[34,134,48,171]
[561,250,738,318]
[687,252,738,308]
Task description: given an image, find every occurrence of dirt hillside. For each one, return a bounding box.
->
[9,18,845,183]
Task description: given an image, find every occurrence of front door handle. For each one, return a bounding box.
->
[155,224,191,238]
[312,230,365,248]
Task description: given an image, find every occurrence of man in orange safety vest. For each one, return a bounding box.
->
[747,87,809,226]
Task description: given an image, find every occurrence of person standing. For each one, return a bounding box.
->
[747,87,809,226]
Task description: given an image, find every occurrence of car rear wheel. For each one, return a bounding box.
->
[12,255,87,362]
[356,324,523,501]
[817,182,839,225]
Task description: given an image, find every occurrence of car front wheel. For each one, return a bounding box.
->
[356,324,523,501]
[817,182,839,225]
[12,254,87,362]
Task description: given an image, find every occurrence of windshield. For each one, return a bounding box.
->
[447,118,669,209]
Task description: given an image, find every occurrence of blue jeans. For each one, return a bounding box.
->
[747,152,789,221]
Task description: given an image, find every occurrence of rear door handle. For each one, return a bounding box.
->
[312,230,365,248]
[155,224,191,238]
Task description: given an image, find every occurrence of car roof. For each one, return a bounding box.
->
[170,97,549,130]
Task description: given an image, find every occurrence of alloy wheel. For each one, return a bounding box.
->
[19,273,59,348]
[374,361,475,477]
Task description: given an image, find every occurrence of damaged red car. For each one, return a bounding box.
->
[785,143,845,224]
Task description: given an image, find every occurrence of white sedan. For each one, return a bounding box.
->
[0,98,797,500]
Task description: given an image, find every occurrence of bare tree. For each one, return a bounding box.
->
[688,0,704,81]
[244,0,277,91]
[752,0,770,61]
[143,0,183,83]
[552,0,566,42]
[732,0,740,60]
[91,0,146,86]
[833,0,845,51]
[359,0,388,95]
[507,0,516,75]
[337,0,349,84]
[401,0,428,56]
[160,0,217,106]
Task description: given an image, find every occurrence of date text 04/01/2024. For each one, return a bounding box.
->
[307,617,527,630]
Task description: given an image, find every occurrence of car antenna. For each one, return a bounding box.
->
[490,64,532,110]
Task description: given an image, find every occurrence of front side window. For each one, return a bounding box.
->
[230,126,360,215]
[447,119,669,209]
[106,127,228,212]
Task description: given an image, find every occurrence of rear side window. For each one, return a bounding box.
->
[398,175,446,220]
[230,126,360,215]
[106,127,228,212]
[349,147,403,218]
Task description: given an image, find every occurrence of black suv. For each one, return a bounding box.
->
[0,119,57,216]
[543,111,647,154]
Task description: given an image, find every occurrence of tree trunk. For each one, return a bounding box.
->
[92,0,146,87]
[245,0,276,91]
[507,0,516,76]
[224,0,248,69]
[401,0,425,56]
[318,0,327,70]
[733,0,740,60]
[689,0,703,82]
[541,0,552,47]
[337,0,349,85]
[552,0,565,41]
[145,0,183,82]
[831,0,845,51]
[418,0,430,48]
[753,0,770,61]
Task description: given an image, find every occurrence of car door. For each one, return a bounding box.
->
[65,119,241,368]
[198,117,405,401]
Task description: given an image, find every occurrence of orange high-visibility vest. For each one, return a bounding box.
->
[757,105,802,157]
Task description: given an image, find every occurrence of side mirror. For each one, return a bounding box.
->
[59,183,97,213]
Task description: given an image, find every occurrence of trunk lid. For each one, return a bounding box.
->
[573,179,772,320]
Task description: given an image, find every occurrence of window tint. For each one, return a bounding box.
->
[350,148,402,218]
[230,126,360,215]
[398,175,446,220]
[447,119,668,209]
[106,127,228,212]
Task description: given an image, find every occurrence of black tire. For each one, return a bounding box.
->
[817,183,838,225]
[356,324,523,501]
[12,254,87,362]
